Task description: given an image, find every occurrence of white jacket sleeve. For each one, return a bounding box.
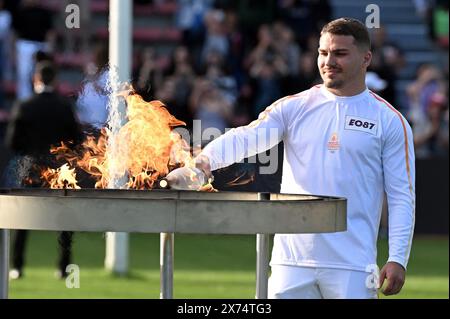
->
[200,97,290,171]
[382,114,416,269]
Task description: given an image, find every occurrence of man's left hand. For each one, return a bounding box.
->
[379,262,406,296]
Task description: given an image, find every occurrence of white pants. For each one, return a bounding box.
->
[15,39,48,100]
[268,265,378,299]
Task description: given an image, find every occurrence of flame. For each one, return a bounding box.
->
[112,94,186,178]
[41,164,81,189]
[50,129,108,188]
[42,90,197,190]
[226,171,255,186]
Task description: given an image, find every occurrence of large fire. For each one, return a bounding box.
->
[41,91,197,190]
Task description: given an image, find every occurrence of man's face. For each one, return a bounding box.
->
[318,33,370,94]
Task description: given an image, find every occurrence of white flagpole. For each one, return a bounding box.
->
[104,0,132,275]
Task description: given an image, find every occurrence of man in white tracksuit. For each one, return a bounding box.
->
[193,18,415,298]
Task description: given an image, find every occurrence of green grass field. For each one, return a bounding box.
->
[7,232,449,299]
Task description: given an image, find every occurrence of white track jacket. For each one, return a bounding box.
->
[200,85,415,272]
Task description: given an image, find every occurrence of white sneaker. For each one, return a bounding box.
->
[9,269,22,280]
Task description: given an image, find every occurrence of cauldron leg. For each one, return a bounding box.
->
[0,229,10,299]
[160,232,174,299]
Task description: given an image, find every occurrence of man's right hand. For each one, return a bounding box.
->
[195,154,212,180]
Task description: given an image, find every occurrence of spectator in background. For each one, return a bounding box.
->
[245,25,287,118]
[244,24,273,70]
[431,0,449,47]
[155,76,192,129]
[175,0,214,68]
[0,0,15,85]
[0,0,11,121]
[76,42,109,130]
[277,0,314,50]
[283,51,321,95]
[407,64,448,158]
[283,32,322,94]
[12,0,55,100]
[231,84,253,127]
[201,8,229,69]
[155,46,195,127]
[224,8,245,89]
[189,77,234,145]
[431,1,449,77]
[3,61,83,280]
[232,0,275,45]
[429,90,448,156]
[203,49,238,105]
[249,51,287,118]
[369,25,406,109]
[413,0,449,78]
[276,0,331,51]
[2,0,20,17]
[304,32,320,57]
[133,46,163,102]
[309,0,332,33]
[416,0,448,47]
[272,21,301,77]
[272,21,308,95]
[412,0,431,19]
[166,44,195,78]
[275,25,321,96]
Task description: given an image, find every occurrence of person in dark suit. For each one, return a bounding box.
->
[4,60,83,279]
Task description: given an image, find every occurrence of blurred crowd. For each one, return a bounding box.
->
[133,0,333,141]
[0,0,448,165]
[410,0,449,158]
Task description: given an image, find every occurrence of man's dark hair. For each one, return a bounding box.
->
[320,18,371,50]
[35,61,56,86]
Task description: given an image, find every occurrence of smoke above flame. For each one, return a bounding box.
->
[42,90,194,190]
